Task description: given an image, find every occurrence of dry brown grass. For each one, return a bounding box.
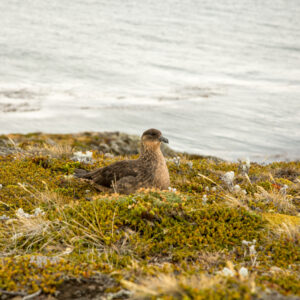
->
[0,186,70,256]
[223,183,298,216]
[223,193,249,210]
[8,139,74,159]
[122,273,224,299]
[18,183,71,208]
[255,186,297,215]
[196,251,229,270]
[0,214,55,256]
[269,220,300,242]
[43,143,74,158]
[275,222,300,241]
[25,143,74,158]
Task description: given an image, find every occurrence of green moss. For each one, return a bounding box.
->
[0,133,299,298]
[57,194,264,263]
[0,256,97,294]
[258,273,300,296]
[263,238,300,268]
[257,181,272,191]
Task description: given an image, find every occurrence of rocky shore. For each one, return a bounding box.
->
[0,131,178,158]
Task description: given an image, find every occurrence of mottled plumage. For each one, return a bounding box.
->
[74,129,170,194]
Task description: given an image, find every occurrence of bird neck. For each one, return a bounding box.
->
[140,143,163,161]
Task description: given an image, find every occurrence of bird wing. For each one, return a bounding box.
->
[114,175,140,194]
[79,159,139,187]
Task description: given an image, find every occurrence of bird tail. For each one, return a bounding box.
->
[74,168,90,178]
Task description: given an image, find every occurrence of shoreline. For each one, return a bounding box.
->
[0,131,224,162]
[1,131,298,164]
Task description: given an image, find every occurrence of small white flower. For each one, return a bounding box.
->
[233,185,241,192]
[168,187,177,192]
[249,245,256,256]
[220,267,235,277]
[211,187,217,192]
[245,158,250,169]
[172,156,181,167]
[202,194,208,205]
[72,151,94,164]
[239,158,251,174]
[242,189,247,195]
[242,240,251,246]
[239,267,249,278]
[16,208,32,218]
[280,184,288,194]
[30,255,60,268]
[205,186,210,192]
[34,207,45,216]
[222,171,234,186]
[0,214,9,220]
[16,207,44,218]
[187,161,193,169]
[86,151,93,158]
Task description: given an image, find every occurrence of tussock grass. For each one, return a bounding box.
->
[122,271,257,299]
[19,143,74,159]
[255,186,297,215]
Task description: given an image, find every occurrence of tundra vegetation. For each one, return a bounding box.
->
[0,133,299,299]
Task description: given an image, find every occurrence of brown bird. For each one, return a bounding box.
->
[74,129,170,194]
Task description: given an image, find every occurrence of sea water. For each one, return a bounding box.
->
[0,0,300,161]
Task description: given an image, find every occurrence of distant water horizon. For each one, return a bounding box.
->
[0,0,300,162]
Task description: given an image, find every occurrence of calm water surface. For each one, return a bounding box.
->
[0,0,300,161]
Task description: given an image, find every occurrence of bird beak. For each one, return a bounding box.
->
[159,136,169,144]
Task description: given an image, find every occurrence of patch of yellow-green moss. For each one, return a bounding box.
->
[0,255,99,294]
[0,133,300,298]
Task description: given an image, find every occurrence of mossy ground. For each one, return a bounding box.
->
[0,133,299,299]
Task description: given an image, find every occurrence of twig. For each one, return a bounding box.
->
[7,137,17,148]
[244,174,253,186]
[23,289,42,300]
[197,173,224,190]
[111,173,118,193]
[0,200,11,207]
[0,289,26,296]
[111,208,116,238]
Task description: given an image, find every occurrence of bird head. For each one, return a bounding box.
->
[141,128,169,150]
